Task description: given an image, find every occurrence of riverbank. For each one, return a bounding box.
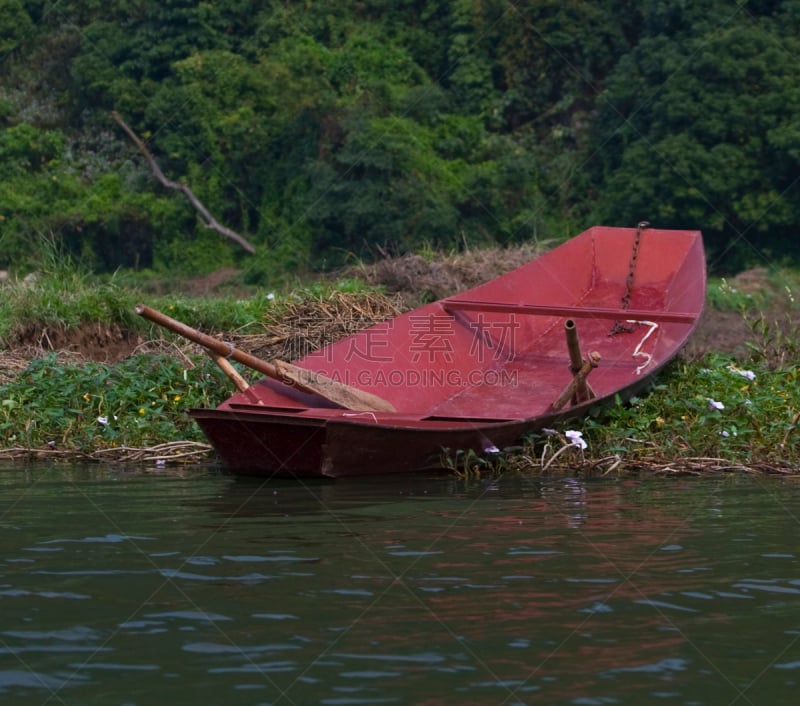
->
[1,250,799,475]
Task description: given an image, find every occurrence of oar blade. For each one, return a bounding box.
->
[274,360,396,413]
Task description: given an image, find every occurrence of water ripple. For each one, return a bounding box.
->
[3,626,102,641]
[0,587,90,599]
[252,613,300,620]
[0,645,111,655]
[0,669,87,693]
[634,599,700,613]
[735,580,800,595]
[333,652,445,664]
[158,568,274,582]
[182,641,301,655]
[209,661,297,674]
[775,661,800,670]
[144,610,231,622]
[39,534,153,544]
[69,662,160,671]
[605,657,689,675]
[321,698,399,705]
[223,553,319,563]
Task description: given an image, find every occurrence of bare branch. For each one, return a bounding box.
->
[111,111,256,254]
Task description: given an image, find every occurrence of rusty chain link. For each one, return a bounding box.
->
[610,221,650,335]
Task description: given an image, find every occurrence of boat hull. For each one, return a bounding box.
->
[188,225,706,478]
[191,372,657,478]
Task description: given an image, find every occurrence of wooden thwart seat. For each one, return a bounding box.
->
[442,299,696,324]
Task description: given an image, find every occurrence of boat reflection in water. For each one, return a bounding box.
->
[3,468,795,704]
[194,473,733,703]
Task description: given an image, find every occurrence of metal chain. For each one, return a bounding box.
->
[610,221,650,335]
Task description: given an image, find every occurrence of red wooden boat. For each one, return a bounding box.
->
[184,225,705,477]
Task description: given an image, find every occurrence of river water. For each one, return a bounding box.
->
[2,465,800,706]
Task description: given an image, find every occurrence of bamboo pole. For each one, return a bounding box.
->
[551,351,601,411]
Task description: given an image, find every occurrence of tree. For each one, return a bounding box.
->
[589,13,800,270]
[0,0,34,55]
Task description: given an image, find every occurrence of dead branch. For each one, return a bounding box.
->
[111,111,256,254]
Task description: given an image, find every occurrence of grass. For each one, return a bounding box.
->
[0,267,135,344]
[2,255,800,474]
[0,243,383,345]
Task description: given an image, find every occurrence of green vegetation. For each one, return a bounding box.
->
[0,239,134,342]
[449,349,800,477]
[0,263,390,460]
[585,352,800,467]
[0,236,389,344]
[1,255,799,473]
[0,353,224,451]
[2,0,800,471]
[1,1,799,282]
[0,242,253,344]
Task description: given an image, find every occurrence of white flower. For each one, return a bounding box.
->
[267,292,275,301]
[565,430,588,450]
[727,365,755,381]
[707,398,725,411]
[97,416,109,425]
[483,444,500,454]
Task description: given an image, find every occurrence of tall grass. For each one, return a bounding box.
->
[0,238,388,346]
[0,238,134,342]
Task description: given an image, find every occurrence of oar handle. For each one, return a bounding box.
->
[135,304,280,380]
[135,304,397,412]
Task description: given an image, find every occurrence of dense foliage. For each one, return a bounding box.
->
[1,0,798,280]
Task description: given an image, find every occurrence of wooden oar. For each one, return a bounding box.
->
[135,304,396,413]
